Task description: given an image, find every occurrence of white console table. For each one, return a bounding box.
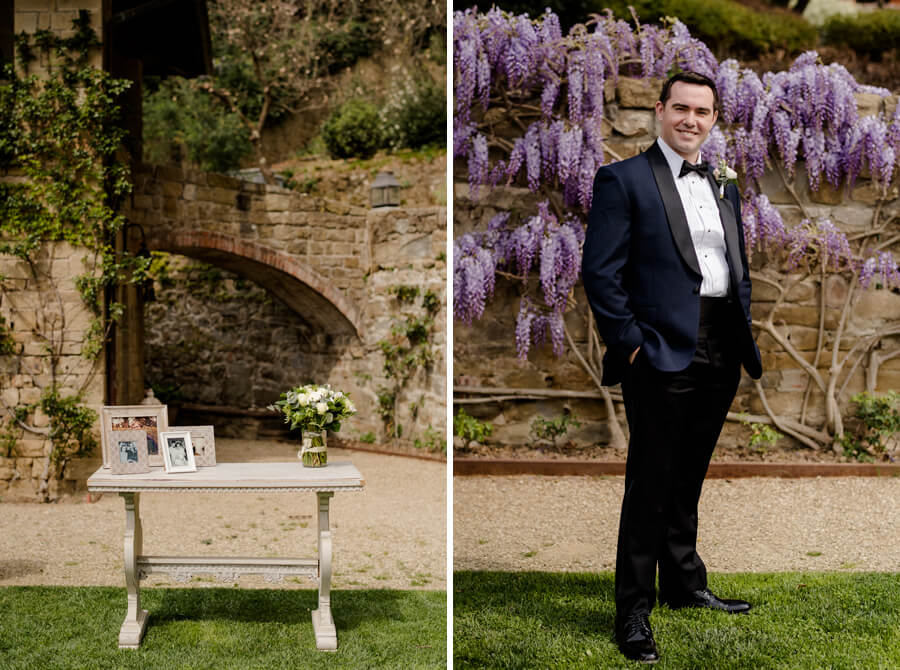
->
[87,461,365,651]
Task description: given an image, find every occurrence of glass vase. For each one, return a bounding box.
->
[300,430,327,468]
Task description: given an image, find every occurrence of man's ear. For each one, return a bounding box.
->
[655,100,664,120]
[711,109,719,125]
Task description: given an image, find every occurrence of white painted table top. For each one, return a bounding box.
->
[87,461,365,492]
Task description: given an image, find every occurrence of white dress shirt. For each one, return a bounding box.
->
[657,137,730,297]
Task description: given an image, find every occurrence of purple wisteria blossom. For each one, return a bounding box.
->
[453,232,497,325]
[859,251,900,290]
[453,7,900,360]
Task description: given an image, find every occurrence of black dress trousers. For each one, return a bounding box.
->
[614,297,742,616]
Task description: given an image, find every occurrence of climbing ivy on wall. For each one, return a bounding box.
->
[376,284,440,444]
[0,12,143,499]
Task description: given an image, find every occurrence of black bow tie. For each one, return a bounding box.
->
[679,160,709,178]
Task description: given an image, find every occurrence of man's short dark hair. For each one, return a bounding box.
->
[659,71,719,112]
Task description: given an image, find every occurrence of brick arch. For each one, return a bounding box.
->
[149,230,362,337]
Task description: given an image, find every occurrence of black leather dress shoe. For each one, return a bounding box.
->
[662,588,751,613]
[615,612,660,664]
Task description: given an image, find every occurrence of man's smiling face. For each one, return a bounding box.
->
[655,81,718,163]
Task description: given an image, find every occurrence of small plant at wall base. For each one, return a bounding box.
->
[739,414,784,453]
[0,14,145,501]
[454,408,493,451]
[414,425,446,453]
[530,413,581,449]
[838,391,900,462]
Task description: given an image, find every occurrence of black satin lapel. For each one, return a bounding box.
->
[709,174,744,288]
[645,142,701,277]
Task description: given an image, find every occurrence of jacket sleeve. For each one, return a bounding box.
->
[581,166,644,358]
[728,183,753,327]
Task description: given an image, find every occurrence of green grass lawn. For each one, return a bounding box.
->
[454,571,900,669]
[0,586,445,669]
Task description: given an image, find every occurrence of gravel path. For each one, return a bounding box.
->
[454,475,900,573]
[0,439,446,591]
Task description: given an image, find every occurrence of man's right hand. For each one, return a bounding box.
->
[629,347,641,365]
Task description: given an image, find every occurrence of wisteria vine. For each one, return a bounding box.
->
[453,8,900,360]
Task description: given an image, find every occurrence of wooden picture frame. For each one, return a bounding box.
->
[160,430,197,474]
[109,430,150,475]
[172,425,216,466]
[101,405,169,469]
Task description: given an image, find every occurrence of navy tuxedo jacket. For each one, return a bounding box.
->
[582,140,762,386]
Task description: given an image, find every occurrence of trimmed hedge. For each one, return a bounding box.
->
[601,0,817,57]
[321,98,383,159]
[489,0,817,57]
[824,10,900,59]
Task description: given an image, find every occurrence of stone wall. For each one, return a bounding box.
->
[129,161,447,445]
[144,204,447,446]
[0,243,105,498]
[453,77,900,451]
[1,166,446,501]
[13,0,103,68]
[130,164,370,300]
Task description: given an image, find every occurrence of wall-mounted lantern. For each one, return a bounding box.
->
[370,170,401,208]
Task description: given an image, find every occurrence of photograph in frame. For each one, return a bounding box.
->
[172,425,216,466]
[109,430,150,475]
[101,405,169,468]
[160,430,197,473]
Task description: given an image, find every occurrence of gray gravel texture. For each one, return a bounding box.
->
[0,440,446,591]
[454,475,900,573]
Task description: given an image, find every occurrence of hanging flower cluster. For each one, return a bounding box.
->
[454,202,584,359]
[454,7,900,358]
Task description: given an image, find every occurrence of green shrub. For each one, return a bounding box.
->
[427,30,447,65]
[143,77,251,173]
[381,74,446,150]
[454,408,492,448]
[317,19,378,72]
[321,99,383,159]
[529,413,581,447]
[595,0,816,57]
[840,391,900,461]
[414,425,446,453]
[824,11,900,59]
[738,414,783,453]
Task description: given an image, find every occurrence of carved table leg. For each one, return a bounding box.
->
[312,491,337,651]
[119,492,148,649]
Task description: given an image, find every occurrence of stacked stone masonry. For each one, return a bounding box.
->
[453,77,900,450]
[130,164,447,453]
[1,161,446,498]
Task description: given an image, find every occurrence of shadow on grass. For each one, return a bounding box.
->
[152,585,409,630]
[0,585,446,670]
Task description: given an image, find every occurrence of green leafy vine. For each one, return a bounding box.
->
[376,286,439,440]
[0,12,140,498]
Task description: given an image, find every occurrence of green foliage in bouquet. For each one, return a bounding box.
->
[268,384,356,434]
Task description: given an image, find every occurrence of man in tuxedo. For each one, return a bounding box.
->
[582,71,762,664]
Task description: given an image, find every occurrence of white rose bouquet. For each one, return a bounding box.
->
[268,383,357,434]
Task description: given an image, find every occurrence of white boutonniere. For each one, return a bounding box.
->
[713,159,738,199]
